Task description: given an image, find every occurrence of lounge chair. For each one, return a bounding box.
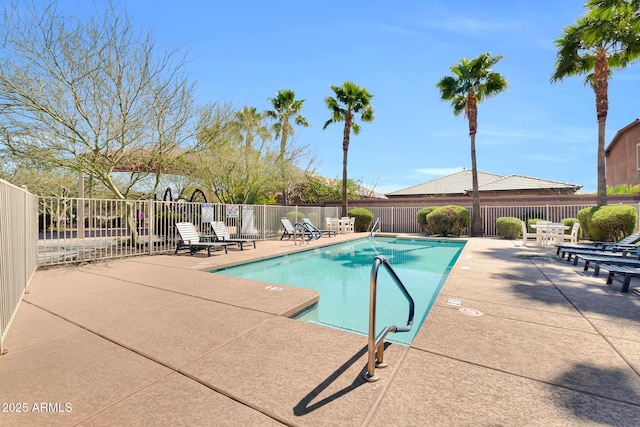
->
[571,252,640,275]
[280,217,313,241]
[175,222,229,256]
[555,230,640,257]
[596,264,640,293]
[573,252,640,270]
[303,218,336,238]
[561,246,640,262]
[569,249,640,266]
[210,221,257,250]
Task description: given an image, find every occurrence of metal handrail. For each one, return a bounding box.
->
[369,217,381,238]
[364,255,415,382]
[294,222,316,241]
[302,221,323,240]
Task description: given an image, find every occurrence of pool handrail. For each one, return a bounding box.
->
[294,221,316,241]
[364,255,415,382]
[369,217,381,238]
[301,220,322,240]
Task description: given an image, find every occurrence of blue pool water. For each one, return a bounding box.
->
[210,237,465,345]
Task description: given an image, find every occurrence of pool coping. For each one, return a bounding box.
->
[2,235,640,425]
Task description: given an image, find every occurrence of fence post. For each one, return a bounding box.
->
[22,186,28,290]
[147,200,154,256]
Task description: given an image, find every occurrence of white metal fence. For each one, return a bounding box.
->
[37,197,343,266]
[1,180,38,353]
[35,197,637,267]
[362,204,621,237]
[4,189,640,348]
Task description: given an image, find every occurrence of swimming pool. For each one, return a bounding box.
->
[210,237,465,345]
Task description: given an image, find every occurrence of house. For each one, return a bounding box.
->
[605,118,640,188]
[385,169,582,198]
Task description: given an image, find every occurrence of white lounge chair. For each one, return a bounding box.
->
[175,222,230,256]
[280,217,313,241]
[303,218,335,237]
[210,221,257,250]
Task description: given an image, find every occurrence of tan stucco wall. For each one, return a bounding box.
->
[606,123,640,187]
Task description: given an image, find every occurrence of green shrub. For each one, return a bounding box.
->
[286,211,304,225]
[426,205,469,236]
[416,207,437,234]
[306,212,320,225]
[590,205,637,242]
[578,206,599,240]
[496,217,521,239]
[347,207,374,232]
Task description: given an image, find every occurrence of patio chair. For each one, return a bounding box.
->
[560,222,581,244]
[326,218,340,234]
[210,221,257,250]
[280,217,313,241]
[303,218,335,238]
[175,222,229,256]
[521,220,538,246]
[340,216,355,234]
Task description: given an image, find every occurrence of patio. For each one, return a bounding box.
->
[2,235,640,426]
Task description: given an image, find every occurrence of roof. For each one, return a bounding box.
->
[386,170,503,196]
[385,169,581,197]
[478,174,581,192]
[605,118,640,155]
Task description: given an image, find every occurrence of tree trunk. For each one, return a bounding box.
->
[342,114,352,216]
[466,93,482,236]
[280,132,289,206]
[469,133,483,236]
[594,49,609,207]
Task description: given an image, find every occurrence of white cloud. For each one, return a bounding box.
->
[414,167,464,176]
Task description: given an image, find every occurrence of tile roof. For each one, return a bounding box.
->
[385,169,581,197]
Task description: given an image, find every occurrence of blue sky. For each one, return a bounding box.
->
[66,1,640,194]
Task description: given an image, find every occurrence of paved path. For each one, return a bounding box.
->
[2,236,640,426]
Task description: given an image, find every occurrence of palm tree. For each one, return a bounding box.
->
[436,52,508,237]
[323,81,374,215]
[551,0,640,207]
[264,89,310,205]
[234,106,270,150]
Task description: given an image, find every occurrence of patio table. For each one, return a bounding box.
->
[531,223,570,246]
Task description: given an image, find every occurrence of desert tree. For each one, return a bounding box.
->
[0,1,195,242]
[194,103,279,204]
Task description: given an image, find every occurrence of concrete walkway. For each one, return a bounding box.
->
[2,235,640,426]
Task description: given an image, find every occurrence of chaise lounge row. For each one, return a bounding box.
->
[555,231,640,292]
[174,221,257,256]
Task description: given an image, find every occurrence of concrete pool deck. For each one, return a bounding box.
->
[2,234,640,426]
